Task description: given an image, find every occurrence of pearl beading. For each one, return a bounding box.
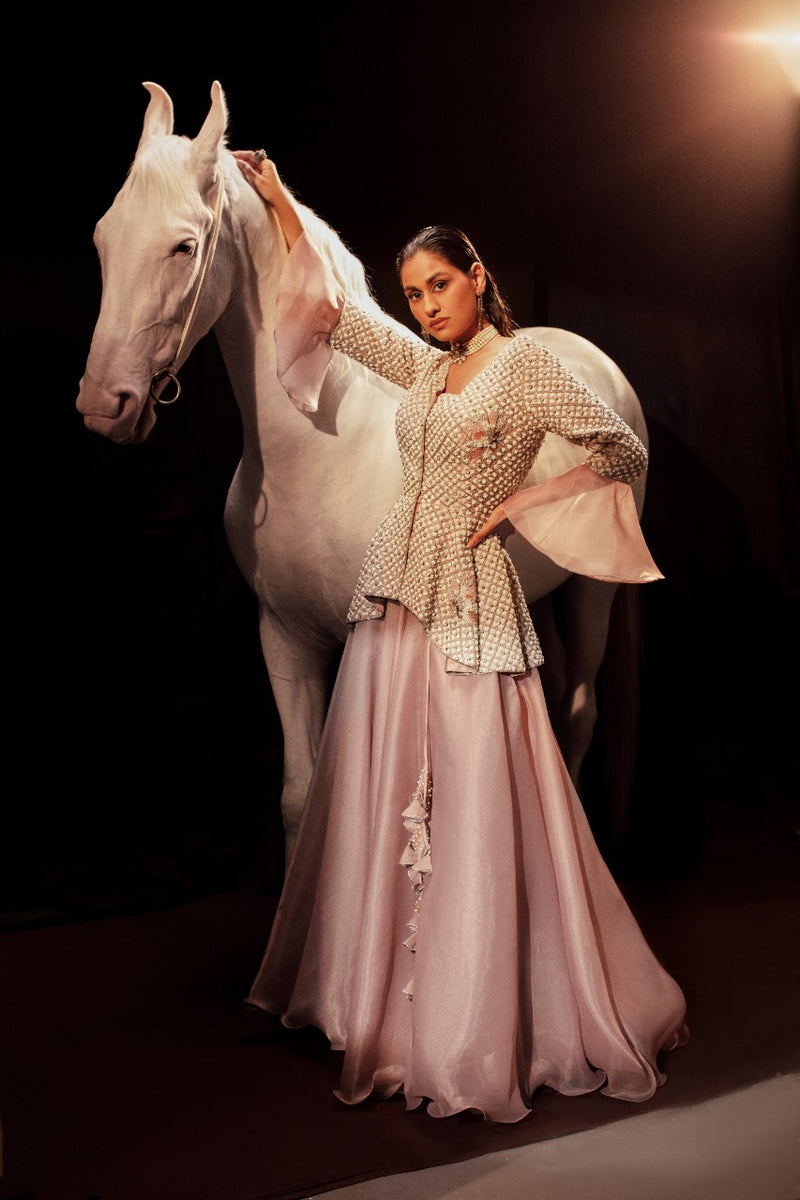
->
[449,323,500,364]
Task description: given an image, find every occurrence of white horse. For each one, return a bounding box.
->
[77,80,649,867]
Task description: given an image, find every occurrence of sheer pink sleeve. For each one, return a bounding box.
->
[503,464,663,583]
[274,232,346,413]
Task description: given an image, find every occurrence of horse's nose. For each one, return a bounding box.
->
[76,373,139,420]
[76,371,155,443]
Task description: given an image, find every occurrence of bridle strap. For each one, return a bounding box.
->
[150,171,226,405]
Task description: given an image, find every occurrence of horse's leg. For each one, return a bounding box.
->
[536,577,641,851]
[257,610,333,873]
[533,577,618,785]
[589,583,643,849]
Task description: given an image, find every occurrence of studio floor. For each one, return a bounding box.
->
[1,827,798,1200]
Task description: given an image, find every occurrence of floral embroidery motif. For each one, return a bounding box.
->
[450,571,479,625]
[460,408,511,463]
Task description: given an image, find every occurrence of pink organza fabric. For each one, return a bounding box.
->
[274,232,344,414]
[500,463,663,584]
[248,601,688,1123]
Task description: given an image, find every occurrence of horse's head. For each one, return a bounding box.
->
[77,80,231,444]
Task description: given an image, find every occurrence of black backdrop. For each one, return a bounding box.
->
[3,0,799,923]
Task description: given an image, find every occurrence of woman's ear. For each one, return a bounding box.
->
[470,262,486,292]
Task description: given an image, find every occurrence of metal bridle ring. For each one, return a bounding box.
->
[150,368,182,405]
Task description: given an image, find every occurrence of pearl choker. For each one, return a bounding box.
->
[450,324,499,364]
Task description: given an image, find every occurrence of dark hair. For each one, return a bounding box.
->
[395,224,517,338]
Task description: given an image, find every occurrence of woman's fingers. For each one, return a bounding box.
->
[467,506,512,549]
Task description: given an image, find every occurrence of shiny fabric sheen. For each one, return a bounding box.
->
[248,601,688,1123]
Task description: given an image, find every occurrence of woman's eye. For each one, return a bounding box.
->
[433,280,446,292]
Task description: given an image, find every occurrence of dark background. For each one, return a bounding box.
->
[3,0,798,925]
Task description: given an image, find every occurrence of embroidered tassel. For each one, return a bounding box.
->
[400,768,432,886]
[403,928,418,953]
[399,767,433,1000]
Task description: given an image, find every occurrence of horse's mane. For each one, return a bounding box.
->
[124,137,211,212]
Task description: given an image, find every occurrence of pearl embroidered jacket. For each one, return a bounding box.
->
[328,303,647,675]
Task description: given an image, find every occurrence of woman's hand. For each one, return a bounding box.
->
[467,504,514,549]
[470,466,597,548]
[232,150,304,249]
[232,150,284,204]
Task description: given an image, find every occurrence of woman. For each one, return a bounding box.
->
[234,149,688,1123]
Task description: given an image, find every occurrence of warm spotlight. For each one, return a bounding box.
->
[725,26,800,92]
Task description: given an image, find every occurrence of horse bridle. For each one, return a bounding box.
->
[149,172,226,405]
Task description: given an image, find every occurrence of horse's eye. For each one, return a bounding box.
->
[173,240,197,257]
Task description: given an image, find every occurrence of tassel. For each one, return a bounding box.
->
[398,766,433,1000]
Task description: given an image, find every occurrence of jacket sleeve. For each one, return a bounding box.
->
[525,341,648,484]
[274,232,346,413]
[501,464,663,583]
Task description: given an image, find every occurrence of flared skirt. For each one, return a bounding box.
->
[248,601,687,1123]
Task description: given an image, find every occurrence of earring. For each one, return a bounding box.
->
[420,325,431,345]
[476,293,485,329]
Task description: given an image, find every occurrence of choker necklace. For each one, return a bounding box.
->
[450,324,499,364]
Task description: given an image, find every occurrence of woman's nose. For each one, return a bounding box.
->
[423,293,439,315]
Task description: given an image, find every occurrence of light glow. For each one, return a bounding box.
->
[724,25,800,92]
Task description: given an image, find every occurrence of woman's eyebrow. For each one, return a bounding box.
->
[404,271,448,294]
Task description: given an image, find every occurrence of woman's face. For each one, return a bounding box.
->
[400,250,484,345]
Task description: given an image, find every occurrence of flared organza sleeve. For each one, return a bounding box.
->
[274,232,346,413]
[499,463,663,583]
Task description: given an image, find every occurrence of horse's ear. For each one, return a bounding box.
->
[138,82,174,150]
[192,80,229,183]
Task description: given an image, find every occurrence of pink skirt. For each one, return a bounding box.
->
[247,601,688,1123]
